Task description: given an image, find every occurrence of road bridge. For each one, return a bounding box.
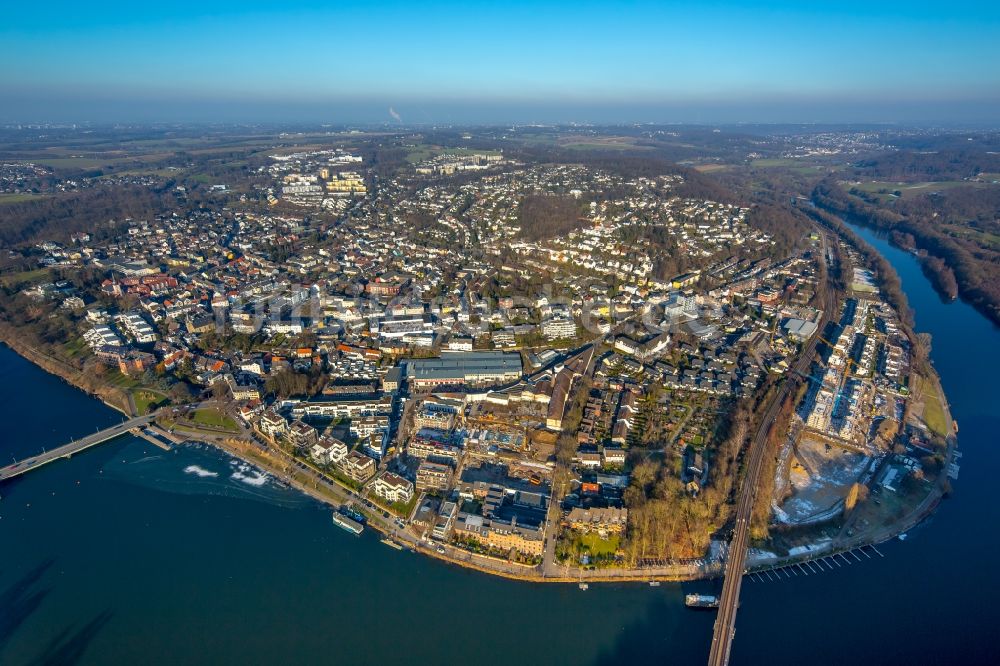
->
[0,414,156,482]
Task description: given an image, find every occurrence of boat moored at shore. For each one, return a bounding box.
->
[685,593,719,609]
[332,512,363,535]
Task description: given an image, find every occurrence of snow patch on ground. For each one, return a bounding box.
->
[788,539,832,557]
[772,505,792,524]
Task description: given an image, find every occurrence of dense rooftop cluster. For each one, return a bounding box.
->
[6,132,938,572]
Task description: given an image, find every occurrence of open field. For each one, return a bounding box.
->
[97,167,184,179]
[23,156,119,168]
[404,145,501,163]
[0,193,52,204]
[945,224,1000,250]
[133,389,170,415]
[61,337,89,360]
[0,267,52,287]
[556,135,650,151]
[750,158,807,167]
[560,141,651,151]
[849,469,935,532]
[914,373,948,438]
[749,158,829,175]
[105,372,142,390]
[693,163,731,173]
[2,135,280,169]
[191,407,239,431]
[849,179,994,201]
[14,152,172,168]
[580,532,620,556]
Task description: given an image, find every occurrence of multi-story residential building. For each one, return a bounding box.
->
[601,446,626,467]
[341,450,376,484]
[291,395,393,421]
[408,434,461,462]
[287,420,319,449]
[542,316,576,340]
[84,325,123,349]
[371,472,415,504]
[310,435,348,466]
[258,408,288,440]
[382,366,403,393]
[455,514,544,557]
[116,312,157,343]
[350,414,390,440]
[413,409,455,432]
[432,500,458,540]
[416,460,452,491]
[447,335,474,351]
[566,507,628,536]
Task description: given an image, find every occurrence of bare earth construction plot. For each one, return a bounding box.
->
[775,434,871,525]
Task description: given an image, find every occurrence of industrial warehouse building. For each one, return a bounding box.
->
[404,351,522,389]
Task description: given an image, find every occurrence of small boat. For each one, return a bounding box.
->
[332,512,363,535]
[898,533,908,541]
[649,581,661,587]
[685,594,720,609]
[381,537,403,550]
[342,505,366,524]
[579,583,589,591]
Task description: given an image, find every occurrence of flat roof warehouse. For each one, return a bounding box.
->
[404,352,523,387]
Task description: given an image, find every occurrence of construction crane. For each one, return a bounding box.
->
[815,334,861,372]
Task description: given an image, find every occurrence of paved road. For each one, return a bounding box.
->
[707,232,838,666]
[0,414,156,481]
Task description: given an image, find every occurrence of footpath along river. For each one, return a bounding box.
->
[0,217,997,665]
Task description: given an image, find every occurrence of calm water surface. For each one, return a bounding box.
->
[1,221,997,665]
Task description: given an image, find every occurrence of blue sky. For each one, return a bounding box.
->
[2,0,999,123]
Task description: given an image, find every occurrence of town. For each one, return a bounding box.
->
[2,1,991,662]
[0,131,953,585]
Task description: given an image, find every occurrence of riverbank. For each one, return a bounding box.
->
[776,213,960,558]
[0,325,712,584]
[0,329,132,417]
[2,227,993,666]
[809,196,1000,327]
[0,311,954,588]
[194,430,706,584]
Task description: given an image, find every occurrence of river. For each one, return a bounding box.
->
[1,220,997,665]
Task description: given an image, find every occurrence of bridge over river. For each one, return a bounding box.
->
[0,414,156,482]
[707,229,838,666]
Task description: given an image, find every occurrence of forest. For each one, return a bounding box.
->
[622,401,750,562]
[803,203,915,329]
[849,149,1000,182]
[813,178,1000,326]
[0,185,171,247]
[517,193,588,241]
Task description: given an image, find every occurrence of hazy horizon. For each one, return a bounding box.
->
[3,0,999,125]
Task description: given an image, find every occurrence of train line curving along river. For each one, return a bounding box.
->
[709,242,839,665]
